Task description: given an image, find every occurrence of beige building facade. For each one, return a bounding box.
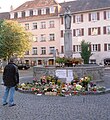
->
[9,0,110,66]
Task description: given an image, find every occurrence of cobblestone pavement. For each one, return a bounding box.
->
[0,67,110,120]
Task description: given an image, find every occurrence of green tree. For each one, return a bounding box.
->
[80,40,92,64]
[0,20,32,61]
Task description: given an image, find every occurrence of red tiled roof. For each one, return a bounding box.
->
[13,0,58,12]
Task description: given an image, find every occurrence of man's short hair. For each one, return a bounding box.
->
[9,58,14,63]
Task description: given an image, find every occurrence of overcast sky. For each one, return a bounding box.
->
[0,0,74,12]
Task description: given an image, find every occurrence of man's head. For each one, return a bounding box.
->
[9,58,15,63]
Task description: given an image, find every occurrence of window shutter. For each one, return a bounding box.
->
[81,14,83,22]
[88,28,91,35]
[81,28,84,36]
[61,17,63,24]
[46,8,49,14]
[89,44,91,51]
[61,30,63,37]
[104,44,107,51]
[73,29,76,36]
[98,44,101,51]
[98,27,101,35]
[104,11,106,20]
[97,12,100,20]
[38,9,41,15]
[73,45,75,52]
[61,46,64,53]
[89,13,91,21]
[73,15,75,23]
[103,26,106,34]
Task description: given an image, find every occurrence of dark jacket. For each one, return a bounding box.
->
[3,62,19,87]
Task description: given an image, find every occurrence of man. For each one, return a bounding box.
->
[2,58,19,107]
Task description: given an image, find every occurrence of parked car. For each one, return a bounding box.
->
[17,63,30,70]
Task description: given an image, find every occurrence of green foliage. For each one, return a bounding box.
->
[55,57,68,64]
[80,40,92,64]
[0,20,32,60]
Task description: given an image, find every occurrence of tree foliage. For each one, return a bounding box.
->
[0,20,32,60]
[80,40,92,64]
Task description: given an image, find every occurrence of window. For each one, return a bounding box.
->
[50,7,55,13]
[75,14,83,23]
[108,44,110,50]
[73,45,81,52]
[41,22,46,29]
[104,43,110,51]
[25,10,30,17]
[32,47,37,55]
[49,47,55,54]
[10,13,14,19]
[25,51,29,55]
[88,27,100,35]
[107,26,110,34]
[41,8,46,15]
[89,12,99,21]
[73,28,84,36]
[14,12,18,18]
[41,47,46,55]
[18,12,21,18]
[49,34,55,41]
[49,21,54,28]
[41,34,46,42]
[33,9,38,15]
[91,44,100,51]
[22,11,25,18]
[30,10,33,16]
[25,23,29,30]
[106,11,110,20]
[33,36,38,42]
[38,60,42,65]
[33,23,37,29]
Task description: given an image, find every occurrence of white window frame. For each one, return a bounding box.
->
[91,28,98,35]
[10,12,14,19]
[106,11,110,20]
[33,36,38,42]
[106,26,110,34]
[41,8,46,15]
[49,21,54,28]
[25,10,30,17]
[33,22,37,29]
[91,12,97,21]
[32,47,37,55]
[76,29,81,36]
[50,6,55,13]
[75,14,81,23]
[33,9,38,15]
[49,47,55,54]
[108,44,110,51]
[41,22,46,29]
[92,44,98,51]
[41,34,46,42]
[49,34,55,41]
[41,47,46,55]
[25,23,29,30]
[18,12,22,18]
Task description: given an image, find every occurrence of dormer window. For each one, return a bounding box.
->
[33,9,38,15]
[25,10,30,17]
[10,12,14,19]
[41,8,46,15]
[22,11,25,18]
[30,10,33,16]
[18,12,22,18]
[50,6,55,14]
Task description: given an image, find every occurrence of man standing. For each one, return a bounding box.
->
[2,58,19,107]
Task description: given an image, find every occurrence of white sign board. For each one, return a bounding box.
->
[55,70,67,78]
[56,69,73,83]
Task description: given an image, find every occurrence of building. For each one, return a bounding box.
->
[1,0,110,65]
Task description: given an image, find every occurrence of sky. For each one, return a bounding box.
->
[0,0,74,12]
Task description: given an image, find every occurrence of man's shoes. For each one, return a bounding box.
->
[9,104,16,107]
[3,102,8,106]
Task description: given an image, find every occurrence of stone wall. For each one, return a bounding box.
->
[33,65,105,82]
